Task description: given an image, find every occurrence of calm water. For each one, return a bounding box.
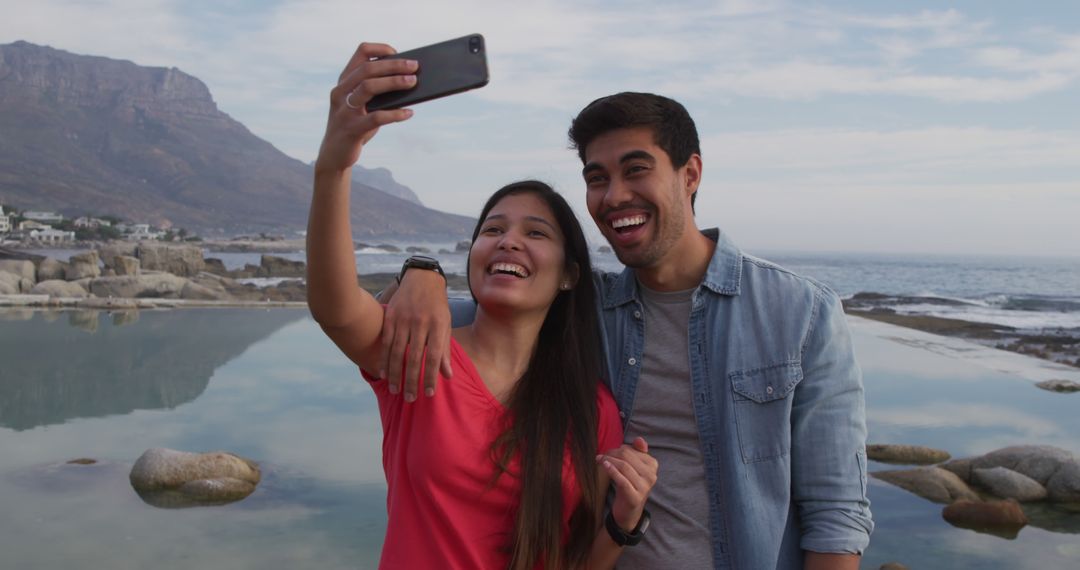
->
[1,309,1079,568]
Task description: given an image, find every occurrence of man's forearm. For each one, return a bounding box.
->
[805,551,860,570]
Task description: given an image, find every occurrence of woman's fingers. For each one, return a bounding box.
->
[339,42,397,82]
[601,456,648,496]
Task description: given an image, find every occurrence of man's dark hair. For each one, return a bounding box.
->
[568,92,701,208]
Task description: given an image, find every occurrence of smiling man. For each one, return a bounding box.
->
[385,92,873,569]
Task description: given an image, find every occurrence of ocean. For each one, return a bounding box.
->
[27,245,1080,330]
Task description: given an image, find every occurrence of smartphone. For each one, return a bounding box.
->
[366,34,490,111]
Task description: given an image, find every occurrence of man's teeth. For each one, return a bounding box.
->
[611,215,647,229]
[490,262,529,277]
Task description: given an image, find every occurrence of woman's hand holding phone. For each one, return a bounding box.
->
[315,42,417,174]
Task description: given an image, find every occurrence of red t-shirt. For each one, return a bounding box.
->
[361,338,624,570]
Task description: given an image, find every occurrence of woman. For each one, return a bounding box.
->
[307,42,657,570]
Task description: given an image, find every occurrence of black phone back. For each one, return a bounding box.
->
[367,34,489,111]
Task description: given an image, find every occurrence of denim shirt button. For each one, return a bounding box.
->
[633,310,642,319]
[619,411,626,419]
[766,385,774,395]
[628,357,637,366]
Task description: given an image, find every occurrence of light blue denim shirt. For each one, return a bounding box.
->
[449,229,873,568]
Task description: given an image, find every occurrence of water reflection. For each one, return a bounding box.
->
[0,308,305,431]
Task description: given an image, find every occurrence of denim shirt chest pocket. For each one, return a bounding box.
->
[728,361,803,464]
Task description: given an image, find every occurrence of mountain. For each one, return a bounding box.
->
[353,165,423,205]
[0,41,473,238]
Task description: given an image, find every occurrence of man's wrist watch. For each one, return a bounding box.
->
[605,508,651,547]
[396,255,446,284]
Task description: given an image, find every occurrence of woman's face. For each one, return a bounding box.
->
[469,192,573,316]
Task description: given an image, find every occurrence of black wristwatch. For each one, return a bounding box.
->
[396,255,446,284]
[605,509,651,547]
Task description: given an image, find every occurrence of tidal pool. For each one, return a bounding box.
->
[0,309,1077,569]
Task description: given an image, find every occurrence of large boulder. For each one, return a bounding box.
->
[258,255,305,278]
[129,448,260,508]
[136,243,205,277]
[99,242,138,270]
[113,255,140,276]
[973,466,1048,502]
[180,280,232,301]
[867,443,951,465]
[872,467,980,504]
[30,280,90,299]
[0,259,36,282]
[941,499,1028,538]
[0,270,33,293]
[65,251,101,280]
[941,445,1080,503]
[0,273,18,295]
[36,257,67,281]
[1035,379,1080,393]
[88,273,188,299]
[203,257,229,276]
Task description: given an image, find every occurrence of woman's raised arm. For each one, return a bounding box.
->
[307,42,417,374]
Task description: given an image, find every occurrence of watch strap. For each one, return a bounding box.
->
[396,255,446,284]
[605,508,650,547]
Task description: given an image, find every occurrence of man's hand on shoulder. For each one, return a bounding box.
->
[379,268,453,401]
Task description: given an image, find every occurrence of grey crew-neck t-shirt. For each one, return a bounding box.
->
[616,283,713,569]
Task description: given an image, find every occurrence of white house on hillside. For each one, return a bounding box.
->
[23,211,64,224]
[0,206,10,234]
[29,228,75,243]
[18,220,51,231]
[74,216,112,229]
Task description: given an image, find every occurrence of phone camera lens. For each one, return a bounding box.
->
[469,37,481,54]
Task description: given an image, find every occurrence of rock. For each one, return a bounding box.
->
[1035,379,1080,393]
[598,245,612,254]
[65,251,101,280]
[136,243,205,277]
[180,280,232,301]
[0,259,36,282]
[942,499,1028,538]
[454,240,471,252]
[873,467,980,504]
[867,443,951,465]
[376,243,401,253]
[0,272,19,294]
[114,255,140,276]
[203,257,228,276]
[99,242,138,269]
[77,297,139,310]
[942,445,1080,503]
[67,458,97,465]
[879,564,909,570]
[973,467,1048,502]
[29,279,90,298]
[129,448,260,508]
[0,270,33,293]
[37,257,67,281]
[438,249,452,255]
[405,246,430,253]
[88,273,188,299]
[258,255,305,278]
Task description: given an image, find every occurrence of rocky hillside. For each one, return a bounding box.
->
[0,41,472,237]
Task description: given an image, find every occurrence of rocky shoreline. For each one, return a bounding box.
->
[0,242,468,310]
[844,293,1080,370]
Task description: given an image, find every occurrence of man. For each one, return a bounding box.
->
[381,92,872,569]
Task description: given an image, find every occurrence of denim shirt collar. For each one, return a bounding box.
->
[601,228,743,309]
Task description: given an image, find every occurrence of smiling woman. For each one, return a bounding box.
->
[304,41,658,570]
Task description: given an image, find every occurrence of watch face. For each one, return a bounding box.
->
[407,256,438,269]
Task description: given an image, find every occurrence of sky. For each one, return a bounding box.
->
[3,0,1079,256]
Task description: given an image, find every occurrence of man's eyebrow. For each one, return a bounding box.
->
[619,150,656,164]
[582,150,657,177]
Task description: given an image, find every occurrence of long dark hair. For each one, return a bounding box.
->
[467,180,603,570]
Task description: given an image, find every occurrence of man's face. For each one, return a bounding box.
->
[582,127,690,269]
